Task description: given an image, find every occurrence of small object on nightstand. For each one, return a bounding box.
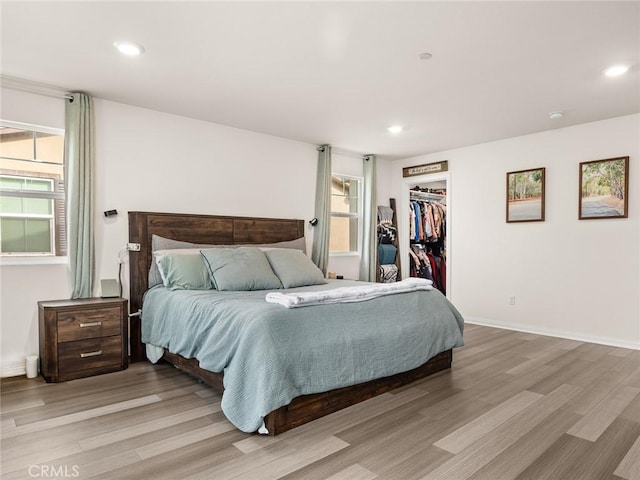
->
[100,279,120,298]
[38,298,128,383]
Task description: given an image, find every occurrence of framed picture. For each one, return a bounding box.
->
[579,156,629,220]
[506,167,545,223]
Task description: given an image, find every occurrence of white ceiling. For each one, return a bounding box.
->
[1,1,639,160]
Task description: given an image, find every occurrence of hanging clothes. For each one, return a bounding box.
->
[409,245,434,283]
[377,204,400,283]
[378,244,397,265]
[379,264,398,283]
[409,200,446,245]
[377,206,397,245]
[409,193,447,294]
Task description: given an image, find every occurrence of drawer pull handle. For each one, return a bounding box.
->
[80,350,103,358]
[79,321,102,328]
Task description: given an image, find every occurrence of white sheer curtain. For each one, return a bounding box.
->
[311,145,332,275]
[359,154,377,282]
[65,93,95,298]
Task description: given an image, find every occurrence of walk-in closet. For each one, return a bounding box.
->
[409,180,447,295]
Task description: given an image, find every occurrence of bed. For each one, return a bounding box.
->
[128,211,464,435]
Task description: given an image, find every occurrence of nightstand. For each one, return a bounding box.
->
[38,298,128,382]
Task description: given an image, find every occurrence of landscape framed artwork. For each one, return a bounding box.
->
[506,167,545,223]
[579,156,629,220]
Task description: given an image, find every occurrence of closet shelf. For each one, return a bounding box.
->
[410,191,446,204]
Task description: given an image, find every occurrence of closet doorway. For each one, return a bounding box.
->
[400,172,451,298]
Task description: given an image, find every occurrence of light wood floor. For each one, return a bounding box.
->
[2,324,639,480]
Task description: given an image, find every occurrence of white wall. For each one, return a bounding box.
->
[0,88,319,376]
[392,114,640,349]
[376,159,393,209]
[92,98,318,298]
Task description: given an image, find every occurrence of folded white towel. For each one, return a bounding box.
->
[265,277,433,308]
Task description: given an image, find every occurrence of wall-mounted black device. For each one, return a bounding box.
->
[309,218,318,226]
[103,209,118,217]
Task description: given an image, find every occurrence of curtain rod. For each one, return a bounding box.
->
[329,147,371,160]
[316,145,369,159]
[1,75,74,101]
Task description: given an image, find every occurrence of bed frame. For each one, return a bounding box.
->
[128,211,452,435]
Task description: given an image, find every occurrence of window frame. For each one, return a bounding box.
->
[0,120,66,260]
[329,173,363,256]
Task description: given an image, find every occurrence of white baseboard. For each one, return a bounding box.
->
[1,360,26,378]
[465,316,640,351]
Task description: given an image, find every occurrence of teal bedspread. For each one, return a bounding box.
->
[141,280,464,432]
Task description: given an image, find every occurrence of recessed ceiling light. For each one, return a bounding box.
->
[387,125,403,134]
[418,52,433,60]
[113,41,145,56]
[549,111,564,120]
[603,64,629,77]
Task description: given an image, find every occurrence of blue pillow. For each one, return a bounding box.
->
[264,249,327,288]
[200,247,282,291]
[155,253,213,290]
[149,234,306,287]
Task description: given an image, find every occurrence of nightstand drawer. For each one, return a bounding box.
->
[58,336,122,374]
[57,307,122,342]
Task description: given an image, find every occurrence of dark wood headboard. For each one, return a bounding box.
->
[128,211,305,362]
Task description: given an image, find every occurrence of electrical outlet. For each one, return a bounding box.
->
[509,296,516,305]
[127,243,141,251]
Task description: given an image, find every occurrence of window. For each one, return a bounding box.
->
[0,123,65,256]
[330,174,362,254]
